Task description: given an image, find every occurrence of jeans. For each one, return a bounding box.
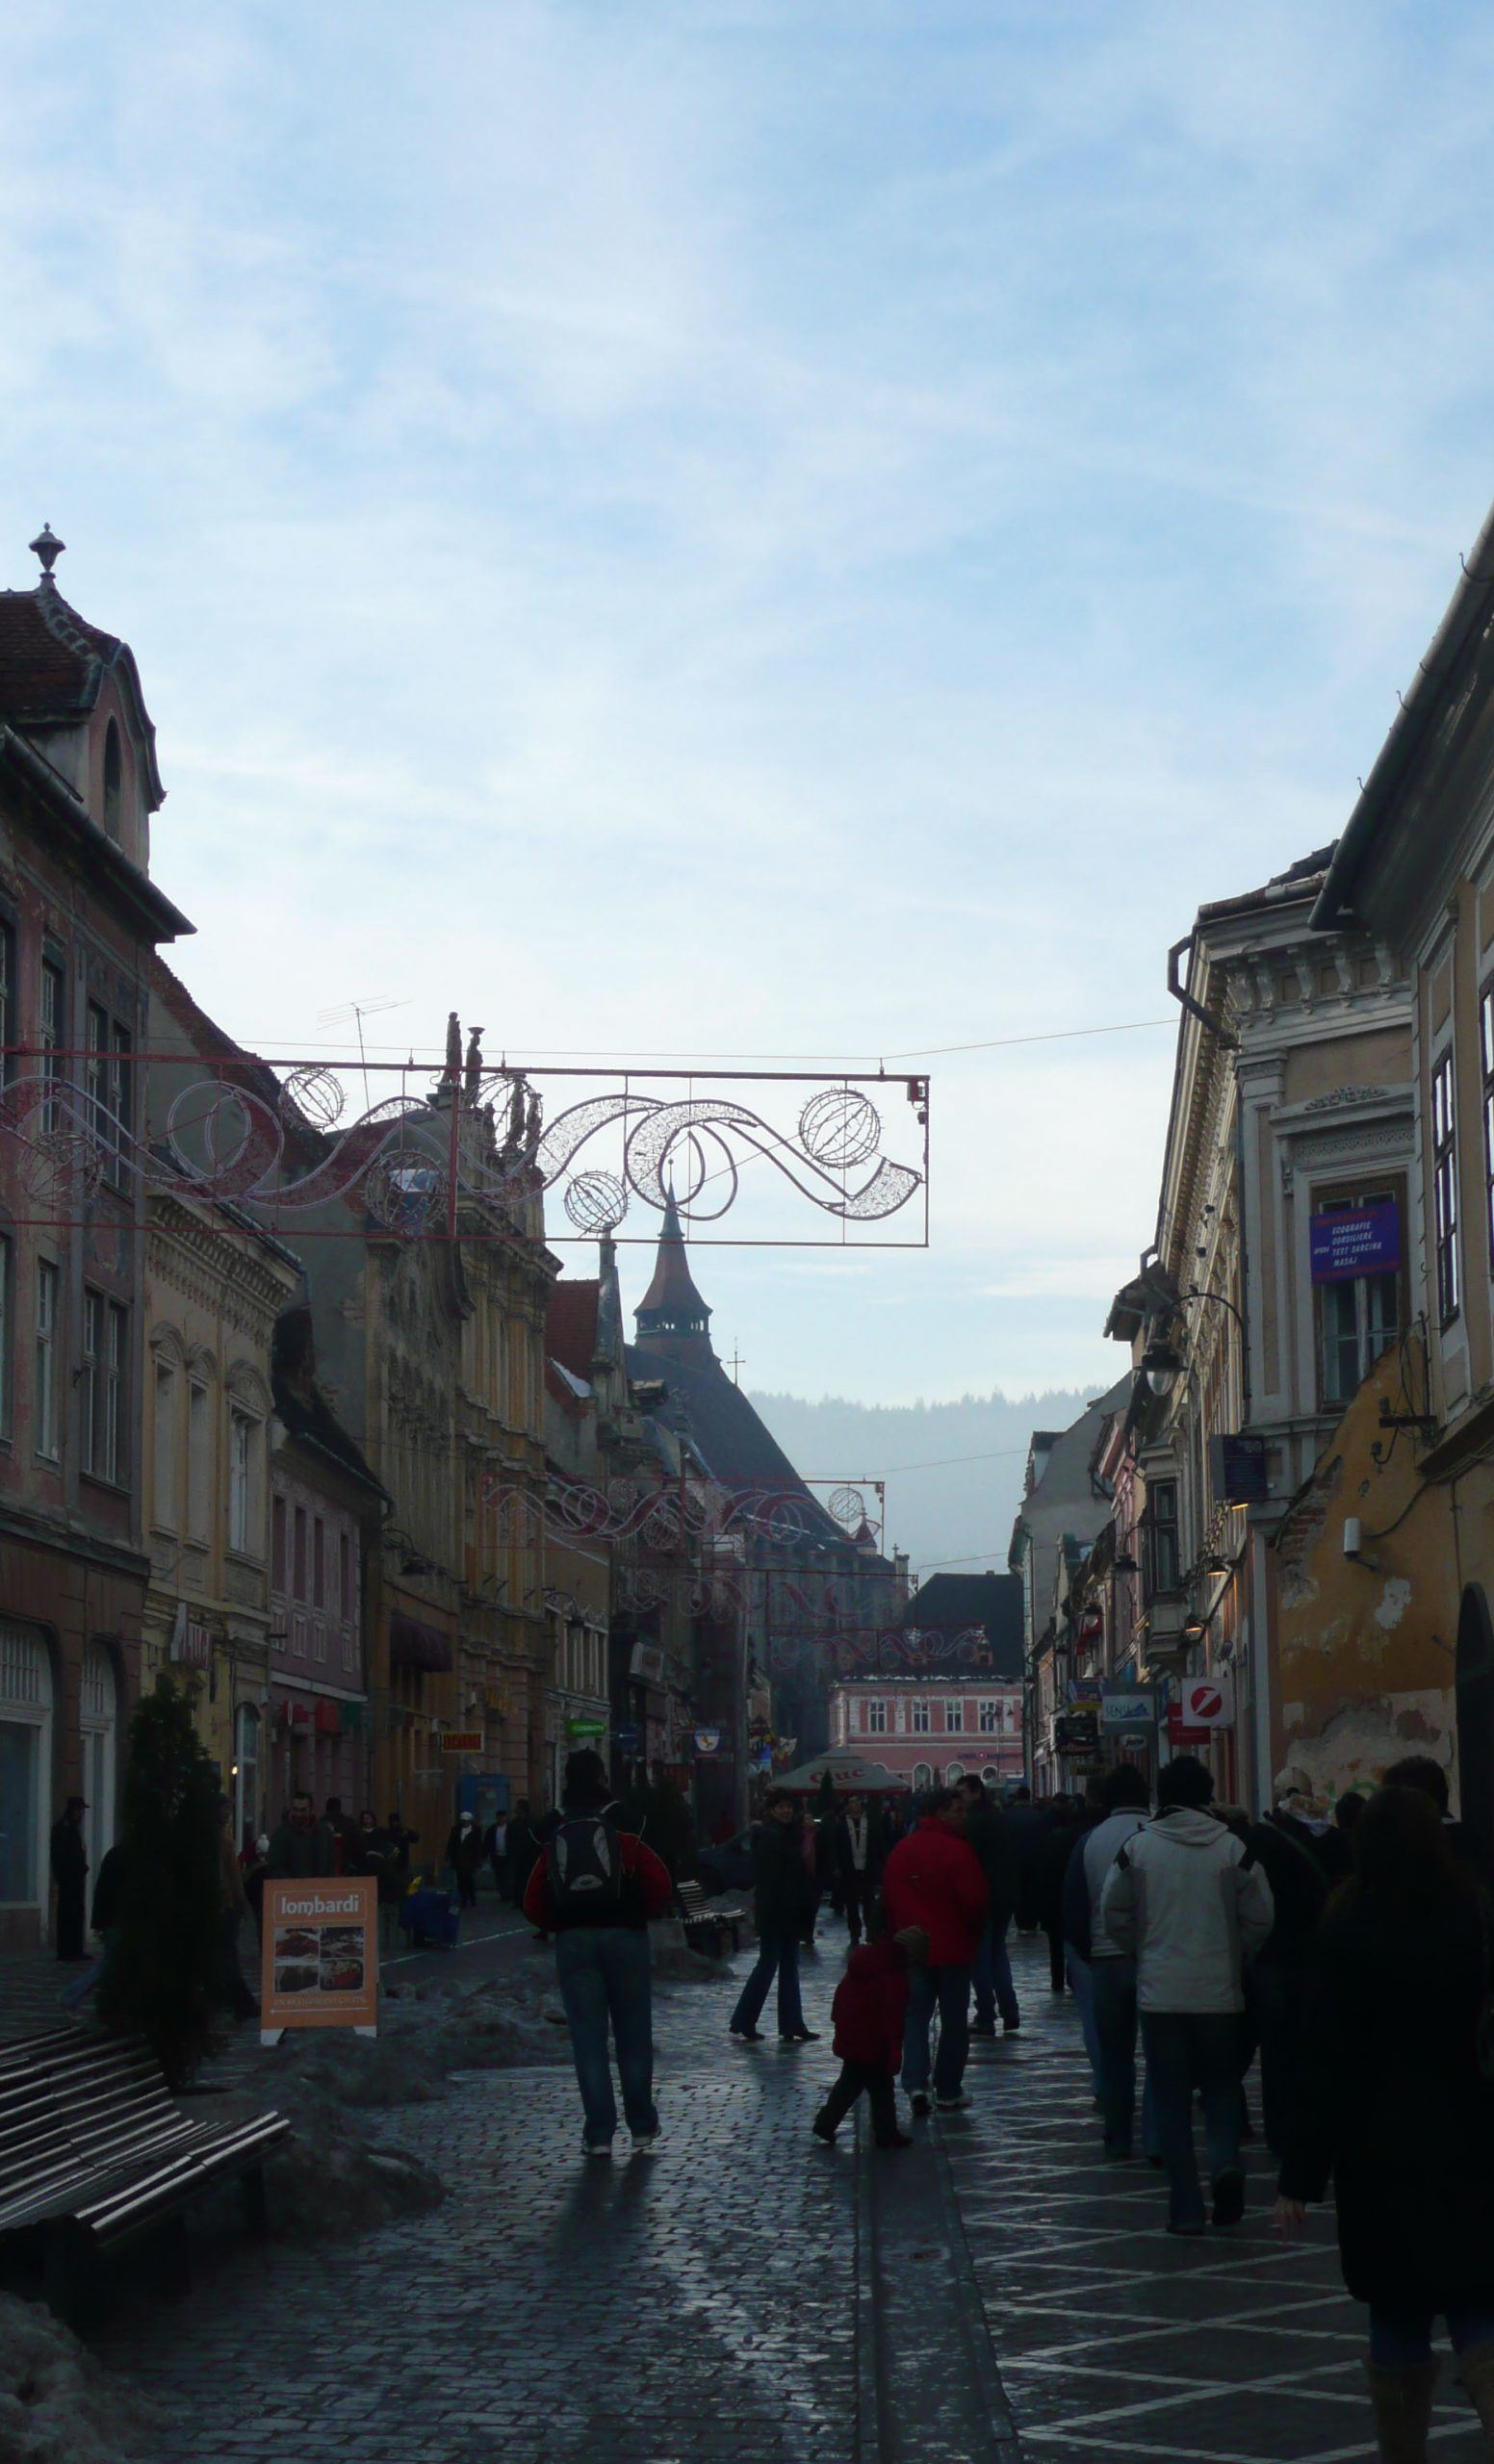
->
[1065,1951,1103,2088]
[842,1878,871,1942]
[554,1925,658,2144]
[819,2059,899,2143]
[972,1915,1020,2028]
[1141,2010,1243,2228]
[902,1963,972,2100]
[1369,2306,1494,2367]
[730,1928,806,2036]
[1091,1957,1160,2159]
[219,1910,256,2018]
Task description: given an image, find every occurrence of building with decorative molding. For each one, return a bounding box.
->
[0,530,193,1946]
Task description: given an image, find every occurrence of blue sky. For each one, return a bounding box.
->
[4,0,1493,1405]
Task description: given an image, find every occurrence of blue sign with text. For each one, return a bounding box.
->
[1309,1202,1400,1285]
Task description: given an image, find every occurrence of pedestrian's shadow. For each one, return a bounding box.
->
[551,2154,657,2254]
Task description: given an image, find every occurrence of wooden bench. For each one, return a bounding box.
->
[0,2025,290,2325]
[677,1879,745,1956]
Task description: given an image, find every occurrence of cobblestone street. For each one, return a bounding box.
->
[8,1933,1486,2462]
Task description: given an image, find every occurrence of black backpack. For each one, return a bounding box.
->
[546,1812,625,1915]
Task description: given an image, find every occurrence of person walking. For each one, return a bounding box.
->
[883,1786,989,2115]
[1243,1788,1329,2158]
[1036,1795,1086,1992]
[49,1797,90,1962]
[1066,1763,1155,2160]
[484,1810,509,1901]
[1275,1784,1494,2458]
[1004,1785,1046,1934]
[267,1790,333,1879]
[812,1926,925,2150]
[506,1799,541,1908]
[524,1750,672,2157]
[833,1793,885,1945]
[799,1801,830,1952]
[445,1810,484,1909]
[730,1789,818,2042]
[1382,1755,1491,1888]
[1101,1754,1273,2233]
[956,1775,1020,2036]
[322,1795,360,1877]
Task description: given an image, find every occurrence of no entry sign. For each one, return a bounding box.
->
[1179,1676,1233,1729]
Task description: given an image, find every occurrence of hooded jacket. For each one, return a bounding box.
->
[1064,1808,1151,1962]
[1100,1804,1274,2014]
[831,1936,911,2070]
[881,1818,989,1967]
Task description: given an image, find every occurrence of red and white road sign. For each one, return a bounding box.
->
[1179,1676,1234,1730]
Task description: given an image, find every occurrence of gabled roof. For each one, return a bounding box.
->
[0,577,164,805]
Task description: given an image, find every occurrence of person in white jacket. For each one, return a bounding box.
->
[1101,1754,1274,2236]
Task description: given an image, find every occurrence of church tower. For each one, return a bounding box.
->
[633,1190,714,1351]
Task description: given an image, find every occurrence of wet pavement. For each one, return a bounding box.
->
[16,1928,1494,2460]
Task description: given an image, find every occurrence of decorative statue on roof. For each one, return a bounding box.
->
[526,1087,543,1149]
[505,1076,528,1151]
[464,1024,484,1103]
[443,1011,462,1090]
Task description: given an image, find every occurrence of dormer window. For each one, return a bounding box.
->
[102,721,122,842]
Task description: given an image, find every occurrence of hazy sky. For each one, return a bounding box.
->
[5,2,1493,1405]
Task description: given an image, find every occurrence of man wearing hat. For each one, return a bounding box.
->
[50,1795,90,1962]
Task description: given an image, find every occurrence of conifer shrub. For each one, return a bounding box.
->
[97,1674,223,2086]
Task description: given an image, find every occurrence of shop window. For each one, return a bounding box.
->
[0,1621,52,1907]
[1146,1478,1181,1597]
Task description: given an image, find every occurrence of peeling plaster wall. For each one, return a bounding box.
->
[1274,1352,1459,1802]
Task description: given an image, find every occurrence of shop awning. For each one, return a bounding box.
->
[389,1613,453,1674]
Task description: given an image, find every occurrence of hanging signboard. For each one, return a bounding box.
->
[1309,1202,1400,1285]
[1100,1687,1156,1732]
[1178,1675,1234,1730]
[693,1728,723,1757]
[1166,1704,1211,1748]
[565,1715,608,1740]
[261,1876,377,2043]
[439,1732,483,1754]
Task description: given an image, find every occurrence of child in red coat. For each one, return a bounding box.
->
[812,1927,927,2150]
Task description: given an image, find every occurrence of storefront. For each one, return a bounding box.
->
[0,1619,54,1945]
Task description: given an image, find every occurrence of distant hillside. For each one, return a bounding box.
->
[748,1386,1096,1582]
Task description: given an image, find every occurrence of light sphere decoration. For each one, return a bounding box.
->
[829,1485,865,1529]
[20,1131,104,1210]
[280,1065,345,1132]
[564,1169,628,1234]
[799,1088,881,1170]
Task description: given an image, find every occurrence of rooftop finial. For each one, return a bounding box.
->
[29,523,64,580]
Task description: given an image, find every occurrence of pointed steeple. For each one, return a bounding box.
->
[634,1190,713,1344]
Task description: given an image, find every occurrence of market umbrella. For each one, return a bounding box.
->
[772,1750,910,1795]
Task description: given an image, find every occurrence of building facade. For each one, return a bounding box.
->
[828,1677,1024,1790]
[0,535,193,1945]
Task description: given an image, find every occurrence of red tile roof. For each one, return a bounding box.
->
[547,1278,601,1381]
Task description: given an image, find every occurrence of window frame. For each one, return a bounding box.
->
[944,1699,965,1734]
[911,1700,930,1734]
[1313,1179,1404,1411]
[227,1406,256,1555]
[978,1699,999,1733]
[1146,1477,1181,1598]
[39,955,64,1135]
[35,1260,59,1461]
[864,1698,887,1735]
[1433,1045,1460,1325]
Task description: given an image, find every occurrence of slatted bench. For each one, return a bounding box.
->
[0,2025,290,2325]
[677,1879,745,1956]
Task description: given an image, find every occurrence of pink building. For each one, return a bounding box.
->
[827,1676,1025,1792]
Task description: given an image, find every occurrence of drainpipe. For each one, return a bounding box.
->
[1168,934,1239,1052]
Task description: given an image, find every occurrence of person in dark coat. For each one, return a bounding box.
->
[1244,1800,1329,2157]
[956,1775,1020,2033]
[1003,1786,1048,1933]
[1382,1754,1490,1888]
[1276,1785,1494,2456]
[445,1811,485,1908]
[506,1800,541,1907]
[267,1791,333,1879]
[729,1790,817,2042]
[1035,1796,1086,1992]
[832,1794,886,1944]
[50,1796,89,1961]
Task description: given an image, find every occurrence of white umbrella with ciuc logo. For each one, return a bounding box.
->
[773,1750,910,1795]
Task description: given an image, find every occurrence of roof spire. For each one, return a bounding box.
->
[29,523,64,581]
[634,1187,713,1344]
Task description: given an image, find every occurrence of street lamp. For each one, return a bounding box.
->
[1141,1339,1185,1399]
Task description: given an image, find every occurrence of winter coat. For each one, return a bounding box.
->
[522,1815,673,1933]
[962,1797,1017,1923]
[1100,1805,1273,2014]
[446,1822,485,1879]
[1249,1816,1328,1969]
[1278,1892,1494,2311]
[751,1820,809,1934]
[1003,1804,1049,1928]
[50,1819,87,1889]
[832,1936,910,2071]
[881,1818,989,1967]
[266,1819,333,1880]
[219,1830,249,1920]
[1064,1809,1150,1962]
[1036,1816,1086,1933]
[834,1812,886,1890]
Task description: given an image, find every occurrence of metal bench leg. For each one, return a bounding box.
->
[152,2212,191,2299]
[241,2162,269,2238]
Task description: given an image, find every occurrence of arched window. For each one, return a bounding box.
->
[102,721,122,843]
[944,1760,966,1786]
[912,1762,933,1793]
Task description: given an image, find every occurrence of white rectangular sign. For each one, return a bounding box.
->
[1099,1690,1155,1731]
[1179,1675,1234,1729]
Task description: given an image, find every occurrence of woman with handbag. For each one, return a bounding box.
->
[1275,1784,1494,2459]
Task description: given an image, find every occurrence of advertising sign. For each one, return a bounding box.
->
[1309,1201,1400,1285]
[261,1876,378,2042]
[439,1732,483,1754]
[1166,1704,1211,1748]
[693,1728,723,1757]
[1066,1679,1103,1706]
[1100,1688,1155,1732]
[565,1716,608,1740]
[1179,1675,1234,1730]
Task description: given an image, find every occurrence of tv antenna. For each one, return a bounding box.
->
[316,995,411,1109]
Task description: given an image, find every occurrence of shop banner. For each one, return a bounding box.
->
[1100,1688,1156,1731]
[1309,1202,1400,1284]
[261,1876,378,2043]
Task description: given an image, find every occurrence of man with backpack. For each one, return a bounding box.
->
[522,1750,674,2158]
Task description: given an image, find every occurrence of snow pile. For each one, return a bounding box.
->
[0,2295,161,2464]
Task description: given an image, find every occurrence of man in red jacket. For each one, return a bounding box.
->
[881,1787,989,2114]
